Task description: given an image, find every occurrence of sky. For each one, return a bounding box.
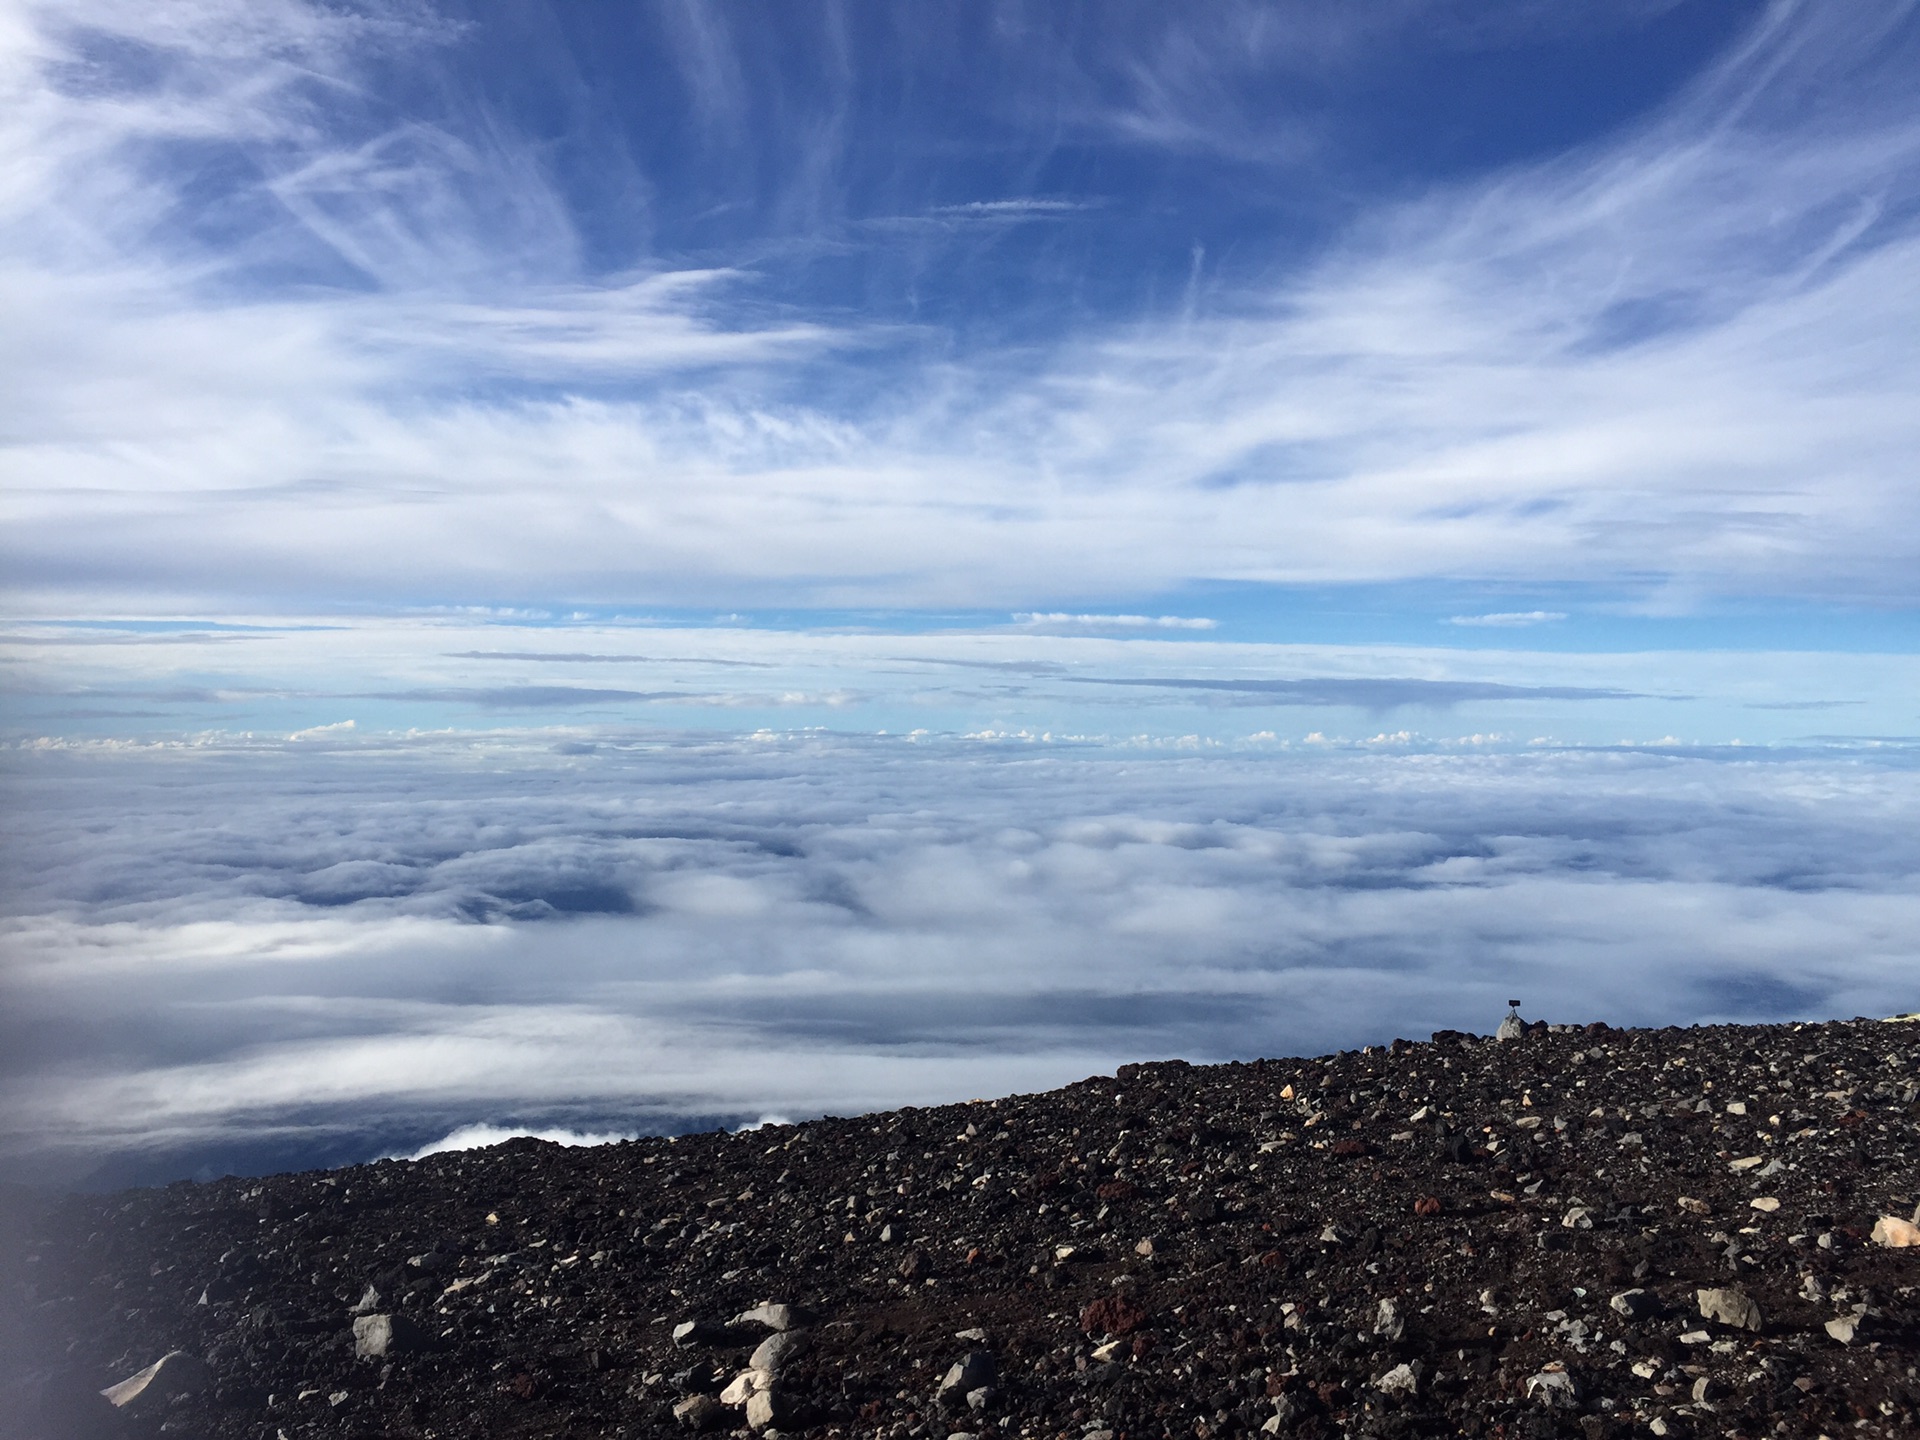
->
[2,0,1918,1185]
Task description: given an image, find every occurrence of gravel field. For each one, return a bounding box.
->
[6,1017,1919,1439]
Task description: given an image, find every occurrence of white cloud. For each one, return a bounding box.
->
[0,5,1916,609]
[288,718,354,740]
[926,198,1090,218]
[402,1122,634,1159]
[1013,613,1219,631]
[1447,611,1568,627]
[3,728,1916,1180]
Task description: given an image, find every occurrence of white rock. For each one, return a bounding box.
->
[734,1302,812,1331]
[1871,1215,1920,1247]
[720,1368,773,1405]
[745,1389,778,1430]
[1372,1297,1405,1341]
[101,1351,208,1413]
[1375,1361,1420,1397]
[750,1329,810,1375]
[1825,1314,1862,1344]
[1524,1369,1576,1407]
[673,1393,723,1430]
[351,1312,432,1358]
[1695,1287,1763,1331]
[937,1351,997,1397]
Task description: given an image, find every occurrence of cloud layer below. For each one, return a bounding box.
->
[4,728,1916,1183]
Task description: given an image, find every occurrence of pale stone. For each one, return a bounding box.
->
[101,1351,207,1413]
[1871,1215,1920,1247]
[1695,1287,1763,1331]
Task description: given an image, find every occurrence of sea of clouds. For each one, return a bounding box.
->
[3,729,1916,1185]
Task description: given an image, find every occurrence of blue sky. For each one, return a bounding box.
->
[3,0,1918,636]
[3,1,1919,1182]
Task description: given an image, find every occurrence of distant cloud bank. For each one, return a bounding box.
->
[3,730,1915,1184]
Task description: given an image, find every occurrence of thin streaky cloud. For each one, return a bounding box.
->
[1013,614,1220,631]
[444,651,776,667]
[1068,676,1647,708]
[1448,611,1569,628]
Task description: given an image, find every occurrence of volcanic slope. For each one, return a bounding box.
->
[8,1019,1920,1439]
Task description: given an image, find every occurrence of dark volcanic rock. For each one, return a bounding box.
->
[7,1018,1920,1438]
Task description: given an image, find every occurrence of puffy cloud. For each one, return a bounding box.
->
[3,730,1916,1183]
[402,1123,634,1160]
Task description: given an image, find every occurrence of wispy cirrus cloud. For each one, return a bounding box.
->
[1448,611,1568,628]
[926,198,1093,219]
[1013,613,1219,632]
[0,3,1915,613]
[1069,675,1646,709]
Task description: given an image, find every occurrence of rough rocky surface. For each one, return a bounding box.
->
[6,1018,1920,1439]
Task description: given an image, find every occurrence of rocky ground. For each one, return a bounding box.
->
[6,1017,1920,1440]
